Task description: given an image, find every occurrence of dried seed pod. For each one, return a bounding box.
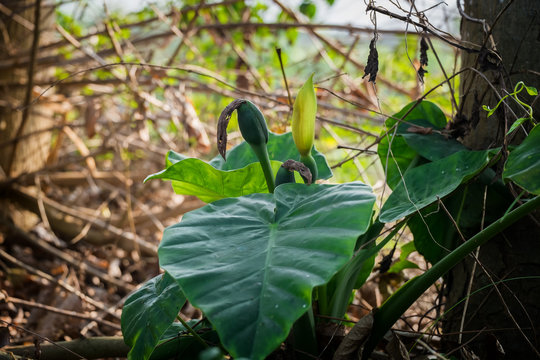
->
[417,36,429,83]
[420,37,429,67]
[417,67,428,83]
[217,99,244,160]
[362,37,379,83]
[275,159,313,186]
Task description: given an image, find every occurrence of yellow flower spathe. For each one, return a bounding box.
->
[292,74,317,157]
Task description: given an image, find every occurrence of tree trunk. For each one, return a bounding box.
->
[443,1,540,358]
[0,0,54,230]
[0,0,53,178]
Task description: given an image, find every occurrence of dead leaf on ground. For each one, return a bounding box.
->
[332,312,374,360]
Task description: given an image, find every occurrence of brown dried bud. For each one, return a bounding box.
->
[420,37,429,67]
[362,37,379,83]
[281,159,312,185]
[217,99,246,160]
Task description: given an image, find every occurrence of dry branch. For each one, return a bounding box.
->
[0,249,120,319]
[0,21,456,72]
[5,336,129,360]
[0,217,134,291]
[5,296,120,330]
[7,186,158,256]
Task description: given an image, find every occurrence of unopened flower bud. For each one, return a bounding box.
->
[292,74,316,157]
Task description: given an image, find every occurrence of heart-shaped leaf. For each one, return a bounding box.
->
[121,272,186,360]
[380,150,490,223]
[401,133,466,162]
[159,182,375,359]
[504,124,540,194]
[524,84,538,96]
[145,158,282,203]
[378,101,448,189]
[147,132,332,203]
[507,117,528,135]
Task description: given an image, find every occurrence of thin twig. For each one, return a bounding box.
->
[150,2,204,67]
[11,185,157,256]
[415,338,449,360]
[366,4,478,53]
[410,2,458,112]
[6,296,120,330]
[273,0,411,99]
[0,249,120,319]
[330,68,469,169]
[336,145,377,155]
[70,190,119,245]
[35,175,52,231]
[331,34,360,89]
[437,197,540,357]
[25,62,279,110]
[458,185,488,344]
[3,18,453,69]
[80,292,133,336]
[0,3,35,31]
[1,216,134,291]
[276,48,292,107]
[0,319,85,360]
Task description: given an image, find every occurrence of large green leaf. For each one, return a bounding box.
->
[146,132,332,203]
[145,158,282,203]
[408,203,456,264]
[380,150,490,223]
[210,132,332,179]
[148,321,220,360]
[378,101,448,189]
[401,133,466,161]
[504,124,540,194]
[159,182,375,360]
[121,272,186,360]
[410,171,513,264]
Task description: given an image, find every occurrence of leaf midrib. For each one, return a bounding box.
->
[251,220,278,358]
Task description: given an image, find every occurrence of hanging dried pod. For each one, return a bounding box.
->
[362,37,379,83]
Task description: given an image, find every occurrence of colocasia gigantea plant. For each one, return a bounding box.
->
[121,76,379,360]
[121,77,540,359]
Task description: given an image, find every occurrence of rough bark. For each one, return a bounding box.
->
[0,0,55,233]
[0,0,54,178]
[459,0,540,149]
[443,1,540,358]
